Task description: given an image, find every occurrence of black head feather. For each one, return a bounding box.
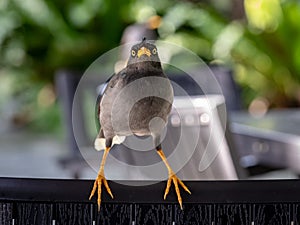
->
[127,39,160,66]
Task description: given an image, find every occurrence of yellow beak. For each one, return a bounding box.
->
[137,47,151,58]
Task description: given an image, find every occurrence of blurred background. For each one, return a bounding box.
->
[0,0,299,179]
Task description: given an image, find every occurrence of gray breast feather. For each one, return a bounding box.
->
[100,76,173,138]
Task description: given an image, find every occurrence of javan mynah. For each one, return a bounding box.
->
[89,38,191,210]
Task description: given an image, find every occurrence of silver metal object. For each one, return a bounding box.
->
[231,109,300,173]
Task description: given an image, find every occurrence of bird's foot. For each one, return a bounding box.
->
[164,173,191,210]
[89,172,114,211]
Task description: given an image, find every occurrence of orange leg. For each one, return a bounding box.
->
[89,147,114,211]
[157,149,191,209]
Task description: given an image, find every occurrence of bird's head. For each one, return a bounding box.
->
[127,38,161,66]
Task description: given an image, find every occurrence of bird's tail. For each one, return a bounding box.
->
[94,135,126,151]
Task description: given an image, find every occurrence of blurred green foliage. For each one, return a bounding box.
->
[0,0,133,133]
[0,0,299,133]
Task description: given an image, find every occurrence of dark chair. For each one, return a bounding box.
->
[1,177,299,225]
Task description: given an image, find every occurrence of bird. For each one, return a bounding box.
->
[89,38,191,210]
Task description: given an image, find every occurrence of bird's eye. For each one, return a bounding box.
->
[152,48,157,54]
[131,50,136,57]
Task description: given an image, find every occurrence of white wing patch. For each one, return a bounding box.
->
[94,135,126,151]
[94,138,106,151]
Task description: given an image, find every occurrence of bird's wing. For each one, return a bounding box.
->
[94,70,127,151]
[95,72,121,132]
[95,91,103,133]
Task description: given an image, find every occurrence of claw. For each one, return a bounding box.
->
[157,148,191,209]
[164,174,191,210]
[163,177,172,200]
[89,146,113,211]
[89,173,114,211]
[103,177,114,199]
[89,179,98,200]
